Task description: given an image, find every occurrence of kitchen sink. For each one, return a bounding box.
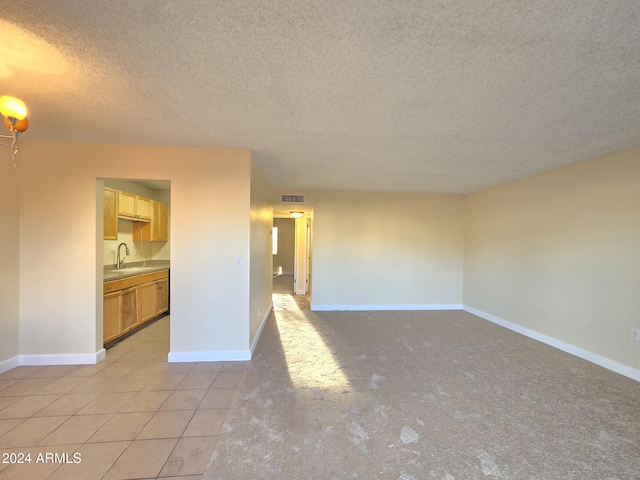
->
[110,267,155,273]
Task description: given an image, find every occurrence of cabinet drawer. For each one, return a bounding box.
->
[104,277,138,294]
[103,269,169,294]
[136,270,169,284]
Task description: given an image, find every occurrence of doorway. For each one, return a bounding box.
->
[272,213,312,310]
[98,178,171,353]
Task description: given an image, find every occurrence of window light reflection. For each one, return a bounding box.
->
[273,300,349,392]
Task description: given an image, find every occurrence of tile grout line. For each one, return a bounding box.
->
[0,317,247,479]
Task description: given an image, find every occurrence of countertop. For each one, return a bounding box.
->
[103,262,170,281]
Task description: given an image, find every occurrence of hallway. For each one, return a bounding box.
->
[272,274,309,311]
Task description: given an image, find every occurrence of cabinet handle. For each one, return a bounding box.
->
[129,281,134,285]
[120,291,124,296]
[107,286,112,290]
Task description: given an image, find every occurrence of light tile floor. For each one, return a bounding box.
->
[0,316,246,480]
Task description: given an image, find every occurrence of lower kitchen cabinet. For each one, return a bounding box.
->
[103,291,123,344]
[139,281,157,323]
[156,278,169,314]
[103,269,169,345]
[139,278,169,323]
[103,286,139,344]
[120,286,139,332]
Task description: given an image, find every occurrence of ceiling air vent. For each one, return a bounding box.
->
[280,194,305,203]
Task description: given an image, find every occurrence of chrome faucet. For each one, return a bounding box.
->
[116,242,130,269]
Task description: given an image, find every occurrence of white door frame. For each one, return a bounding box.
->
[293,216,311,295]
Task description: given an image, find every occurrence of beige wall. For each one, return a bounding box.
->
[7,138,639,378]
[298,190,465,309]
[0,157,20,368]
[249,159,274,350]
[272,218,295,274]
[464,147,640,371]
[17,142,256,362]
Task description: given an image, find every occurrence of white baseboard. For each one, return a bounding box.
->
[96,348,106,363]
[463,305,640,383]
[250,302,273,355]
[19,349,106,366]
[311,303,463,312]
[168,349,251,363]
[0,356,20,374]
[170,302,272,363]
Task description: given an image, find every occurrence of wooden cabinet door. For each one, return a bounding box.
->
[118,191,136,218]
[139,281,156,323]
[120,286,139,333]
[155,278,169,315]
[136,196,152,221]
[133,201,168,242]
[103,187,118,240]
[103,291,122,343]
[153,201,168,241]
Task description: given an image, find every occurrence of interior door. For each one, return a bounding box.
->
[294,216,311,295]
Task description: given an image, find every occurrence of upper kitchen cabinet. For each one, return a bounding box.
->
[153,201,168,241]
[104,187,118,240]
[137,196,152,220]
[118,190,151,221]
[117,190,135,217]
[133,200,169,242]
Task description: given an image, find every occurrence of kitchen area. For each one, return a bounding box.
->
[102,179,171,347]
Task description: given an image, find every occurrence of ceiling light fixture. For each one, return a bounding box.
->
[0,95,29,167]
[290,211,304,218]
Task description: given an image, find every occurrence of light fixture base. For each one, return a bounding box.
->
[1,96,28,167]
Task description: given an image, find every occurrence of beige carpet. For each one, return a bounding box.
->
[205,308,640,479]
[272,274,310,310]
[272,273,295,294]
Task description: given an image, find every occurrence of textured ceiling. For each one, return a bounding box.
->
[2,1,639,194]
